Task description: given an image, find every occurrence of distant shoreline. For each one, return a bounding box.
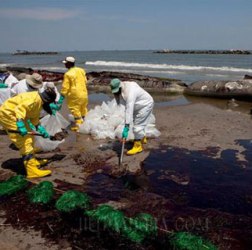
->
[154,49,251,55]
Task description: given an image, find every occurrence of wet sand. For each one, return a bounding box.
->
[0,94,252,250]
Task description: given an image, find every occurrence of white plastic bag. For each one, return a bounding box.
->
[79,99,125,139]
[0,88,11,105]
[35,113,69,152]
[55,112,70,129]
[79,99,160,140]
[146,124,161,138]
[35,136,62,152]
[5,74,18,88]
[40,113,70,132]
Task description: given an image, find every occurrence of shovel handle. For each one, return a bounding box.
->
[8,129,54,140]
[8,129,43,136]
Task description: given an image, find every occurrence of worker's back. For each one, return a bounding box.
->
[61,67,87,99]
[0,92,42,125]
[121,81,153,110]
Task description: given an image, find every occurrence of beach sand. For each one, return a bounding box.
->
[0,96,251,249]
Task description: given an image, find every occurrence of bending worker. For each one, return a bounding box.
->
[50,56,88,131]
[11,73,43,96]
[11,72,60,101]
[110,78,154,155]
[0,88,57,178]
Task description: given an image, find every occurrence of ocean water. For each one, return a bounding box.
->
[0,50,252,84]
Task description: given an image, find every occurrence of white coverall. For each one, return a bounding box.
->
[11,80,59,99]
[11,79,32,96]
[120,81,154,140]
[5,74,18,88]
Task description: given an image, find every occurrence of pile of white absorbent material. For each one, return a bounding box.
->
[78,99,161,140]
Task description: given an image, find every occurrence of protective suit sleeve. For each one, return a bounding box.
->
[60,74,70,97]
[14,97,38,123]
[14,102,28,120]
[30,117,40,126]
[124,88,136,125]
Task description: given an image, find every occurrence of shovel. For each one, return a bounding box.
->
[8,129,57,141]
[119,139,125,169]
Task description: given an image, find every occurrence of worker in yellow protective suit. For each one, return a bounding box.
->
[0,88,57,178]
[50,56,88,131]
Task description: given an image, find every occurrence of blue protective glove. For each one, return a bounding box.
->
[0,83,8,88]
[37,125,50,139]
[27,119,36,131]
[16,120,28,136]
[57,94,65,105]
[49,103,61,116]
[122,124,129,139]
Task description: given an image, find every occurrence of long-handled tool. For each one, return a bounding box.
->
[8,129,56,141]
[119,139,125,168]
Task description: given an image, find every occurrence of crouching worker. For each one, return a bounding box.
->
[0,88,57,178]
[110,78,154,155]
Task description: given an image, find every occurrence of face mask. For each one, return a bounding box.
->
[42,102,53,115]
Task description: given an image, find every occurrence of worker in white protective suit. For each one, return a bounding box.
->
[11,73,43,96]
[11,73,60,100]
[110,78,154,155]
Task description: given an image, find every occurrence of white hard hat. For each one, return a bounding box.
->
[62,56,75,64]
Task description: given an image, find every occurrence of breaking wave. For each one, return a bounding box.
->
[85,61,252,74]
[0,63,14,67]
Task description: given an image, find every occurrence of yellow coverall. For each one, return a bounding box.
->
[61,67,88,125]
[0,92,42,156]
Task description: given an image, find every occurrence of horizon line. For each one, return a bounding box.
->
[1,48,252,54]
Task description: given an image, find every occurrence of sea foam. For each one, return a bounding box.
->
[85,61,252,74]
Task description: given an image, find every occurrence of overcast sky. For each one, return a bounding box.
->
[0,0,251,52]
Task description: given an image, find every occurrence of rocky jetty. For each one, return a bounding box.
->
[86,71,186,94]
[0,67,187,94]
[244,74,252,80]
[184,80,252,100]
[0,67,63,82]
[13,50,58,55]
[154,49,251,55]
